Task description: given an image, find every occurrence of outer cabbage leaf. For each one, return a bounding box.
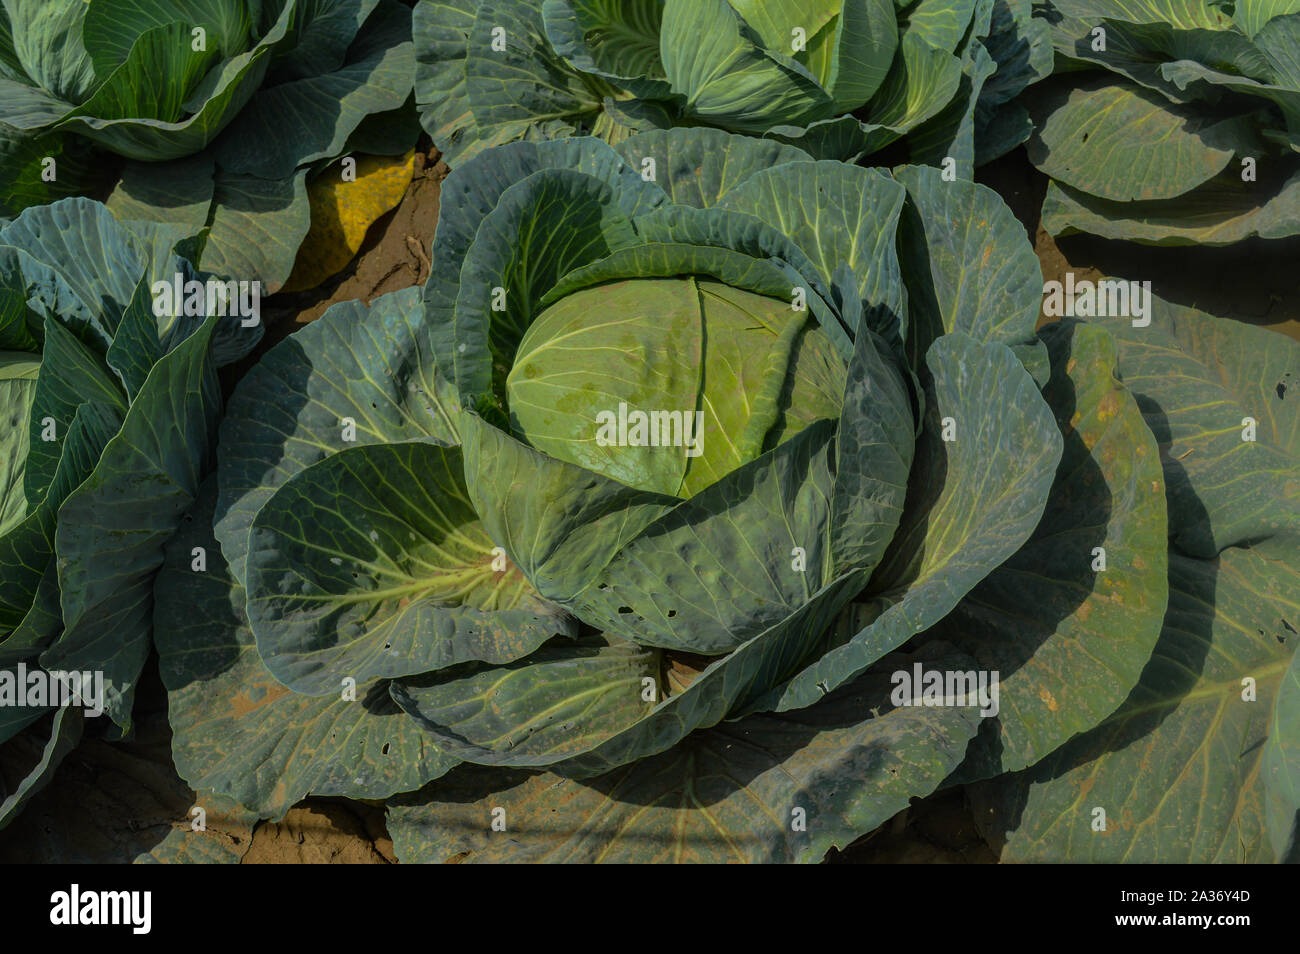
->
[1027,82,1259,203]
[744,333,1061,714]
[156,478,459,817]
[1049,0,1233,31]
[938,321,1169,775]
[1030,9,1300,244]
[0,350,37,535]
[0,705,82,831]
[40,317,222,730]
[974,0,1053,163]
[216,286,460,586]
[613,127,812,209]
[1040,170,1300,245]
[715,161,908,334]
[388,644,982,863]
[425,137,667,405]
[244,440,574,694]
[542,0,673,102]
[971,302,1299,863]
[390,633,661,767]
[895,167,1042,366]
[0,198,252,753]
[1096,297,1299,558]
[974,539,1299,862]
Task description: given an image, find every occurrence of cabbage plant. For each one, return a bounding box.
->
[0,198,257,829]
[413,0,1051,169]
[1028,0,1300,244]
[158,127,1299,862]
[0,0,417,288]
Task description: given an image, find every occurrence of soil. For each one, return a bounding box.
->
[276,149,446,324]
[243,801,396,864]
[4,144,1294,864]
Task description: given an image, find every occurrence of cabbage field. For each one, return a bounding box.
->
[0,0,1296,868]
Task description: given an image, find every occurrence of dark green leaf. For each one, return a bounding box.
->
[389,644,982,863]
[215,286,458,585]
[942,321,1169,774]
[392,633,659,767]
[157,477,458,816]
[41,317,221,729]
[895,166,1042,365]
[747,333,1062,713]
[974,539,1299,863]
[245,440,573,694]
[1099,298,1299,557]
[614,127,811,209]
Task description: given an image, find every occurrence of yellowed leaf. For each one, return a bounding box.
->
[280,151,416,294]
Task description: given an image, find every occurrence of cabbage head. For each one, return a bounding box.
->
[1027,0,1300,244]
[414,0,1052,169]
[0,0,417,288]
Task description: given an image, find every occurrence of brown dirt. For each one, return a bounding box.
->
[243,801,395,864]
[279,149,446,325]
